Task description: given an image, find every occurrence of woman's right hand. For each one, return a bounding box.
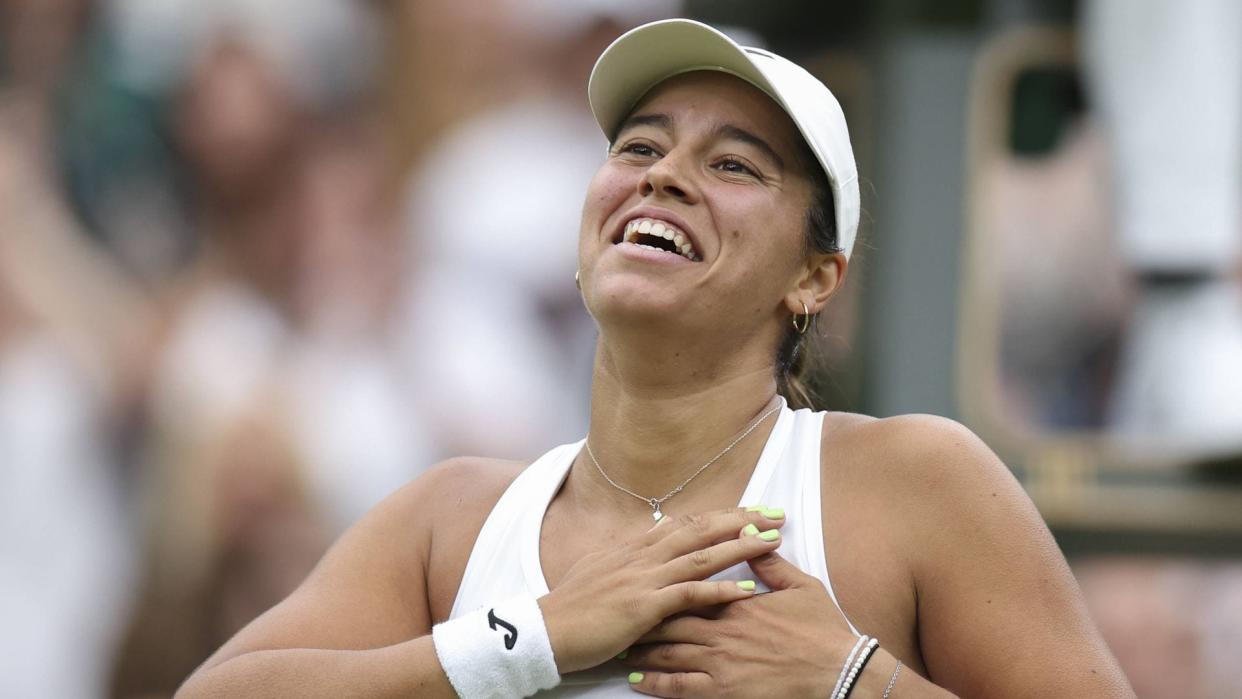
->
[537,507,786,674]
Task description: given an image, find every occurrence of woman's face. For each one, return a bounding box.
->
[578,71,818,346]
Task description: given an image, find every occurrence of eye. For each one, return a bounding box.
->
[614,141,661,158]
[716,157,760,178]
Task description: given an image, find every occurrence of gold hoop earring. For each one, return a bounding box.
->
[575,270,580,289]
[792,301,810,334]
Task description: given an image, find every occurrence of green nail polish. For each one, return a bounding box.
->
[616,650,628,660]
[758,529,780,542]
[736,580,756,591]
[742,523,759,536]
[762,507,785,520]
[628,672,644,684]
[745,505,767,512]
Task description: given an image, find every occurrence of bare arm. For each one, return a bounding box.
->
[175,460,483,699]
[890,416,1134,697]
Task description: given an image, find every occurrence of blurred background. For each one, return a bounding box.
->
[1,0,1240,696]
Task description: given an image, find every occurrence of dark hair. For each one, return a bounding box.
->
[775,162,840,410]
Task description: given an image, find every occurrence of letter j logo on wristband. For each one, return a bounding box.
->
[488,609,519,650]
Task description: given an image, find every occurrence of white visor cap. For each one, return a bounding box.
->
[588,19,860,259]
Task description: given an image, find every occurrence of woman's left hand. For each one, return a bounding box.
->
[621,548,858,698]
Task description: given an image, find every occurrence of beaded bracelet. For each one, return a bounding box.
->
[829,636,868,699]
[835,637,879,699]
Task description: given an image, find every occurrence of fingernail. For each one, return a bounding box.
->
[736,580,756,591]
[616,650,628,660]
[745,504,767,512]
[742,523,759,536]
[628,672,644,684]
[761,507,785,520]
[758,529,781,542]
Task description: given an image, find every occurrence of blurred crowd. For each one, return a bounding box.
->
[2,0,1241,697]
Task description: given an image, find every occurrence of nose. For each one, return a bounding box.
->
[638,149,699,203]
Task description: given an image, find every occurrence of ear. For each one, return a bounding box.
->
[783,251,847,316]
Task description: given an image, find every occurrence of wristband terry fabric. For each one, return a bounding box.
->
[432,594,561,698]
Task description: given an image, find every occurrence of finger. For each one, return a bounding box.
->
[651,579,758,619]
[647,507,785,559]
[747,549,819,592]
[661,526,782,583]
[627,670,713,698]
[635,614,712,644]
[623,642,705,673]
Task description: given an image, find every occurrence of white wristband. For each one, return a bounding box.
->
[432,594,561,698]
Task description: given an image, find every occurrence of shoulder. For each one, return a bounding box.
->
[818,412,1039,555]
[414,455,528,548]
[821,411,1013,497]
[410,455,529,512]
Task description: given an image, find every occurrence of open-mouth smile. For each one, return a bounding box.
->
[617,217,699,262]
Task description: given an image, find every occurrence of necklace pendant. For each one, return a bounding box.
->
[650,499,663,521]
[652,509,663,521]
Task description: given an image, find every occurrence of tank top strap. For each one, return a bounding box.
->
[449,439,582,618]
[789,407,860,636]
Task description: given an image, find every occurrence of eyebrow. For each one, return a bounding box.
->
[614,112,786,171]
[710,123,785,171]
[614,112,672,137]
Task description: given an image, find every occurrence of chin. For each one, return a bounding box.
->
[589,275,689,328]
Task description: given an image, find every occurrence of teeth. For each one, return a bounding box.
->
[619,217,700,261]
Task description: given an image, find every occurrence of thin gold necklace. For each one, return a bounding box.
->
[583,396,784,521]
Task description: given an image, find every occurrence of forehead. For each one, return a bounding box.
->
[627,72,807,161]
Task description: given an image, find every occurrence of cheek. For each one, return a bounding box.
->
[579,163,640,252]
[581,164,637,225]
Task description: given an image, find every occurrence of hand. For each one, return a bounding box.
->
[538,507,787,674]
[622,548,857,698]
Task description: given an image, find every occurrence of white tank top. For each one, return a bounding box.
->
[447,401,859,696]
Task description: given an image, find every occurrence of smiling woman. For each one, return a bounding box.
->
[175,19,1135,699]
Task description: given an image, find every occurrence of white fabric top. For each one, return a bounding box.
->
[448,401,859,696]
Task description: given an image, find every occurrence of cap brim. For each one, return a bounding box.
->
[589,19,775,140]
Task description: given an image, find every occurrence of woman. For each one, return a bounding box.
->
[177,19,1133,698]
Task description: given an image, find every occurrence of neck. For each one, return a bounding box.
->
[571,331,783,519]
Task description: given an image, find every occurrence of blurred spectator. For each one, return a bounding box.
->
[1,1,144,696]
[1084,0,1242,453]
[105,2,431,695]
[0,0,150,396]
[117,0,417,531]
[988,118,1127,429]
